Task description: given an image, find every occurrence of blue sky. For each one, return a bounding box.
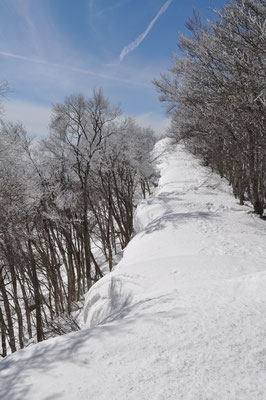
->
[0,0,227,137]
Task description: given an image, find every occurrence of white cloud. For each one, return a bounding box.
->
[94,0,128,17]
[134,112,170,136]
[2,101,170,139]
[3,100,51,138]
[119,0,172,62]
[14,0,42,56]
[8,0,62,59]
[0,50,151,89]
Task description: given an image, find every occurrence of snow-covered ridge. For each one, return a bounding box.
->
[82,138,266,330]
[1,138,266,400]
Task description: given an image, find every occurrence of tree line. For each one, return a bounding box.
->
[155,0,265,215]
[0,89,157,357]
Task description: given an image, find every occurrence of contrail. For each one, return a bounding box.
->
[119,0,172,63]
[0,50,151,88]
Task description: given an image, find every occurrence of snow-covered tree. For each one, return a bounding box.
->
[0,88,158,358]
[154,0,266,214]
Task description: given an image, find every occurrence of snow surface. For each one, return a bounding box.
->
[1,139,266,400]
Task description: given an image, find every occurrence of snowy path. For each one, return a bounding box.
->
[1,139,266,399]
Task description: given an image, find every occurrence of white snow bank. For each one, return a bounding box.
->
[1,138,266,400]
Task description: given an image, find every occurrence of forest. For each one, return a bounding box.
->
[0,0,265,359]
[0,88,157,356]
[155,0,265,215]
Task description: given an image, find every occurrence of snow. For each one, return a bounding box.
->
[1,138,266,399]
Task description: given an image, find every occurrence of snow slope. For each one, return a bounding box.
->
[1,139,266,400]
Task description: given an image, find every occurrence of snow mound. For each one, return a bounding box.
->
[82,275,133,328]
[1,138,266,400]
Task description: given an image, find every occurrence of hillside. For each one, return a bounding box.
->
[1,138,266,400]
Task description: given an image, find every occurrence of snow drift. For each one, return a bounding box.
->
[1,139,266,400]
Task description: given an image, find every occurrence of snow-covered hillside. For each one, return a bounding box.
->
[1,139,266,400]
